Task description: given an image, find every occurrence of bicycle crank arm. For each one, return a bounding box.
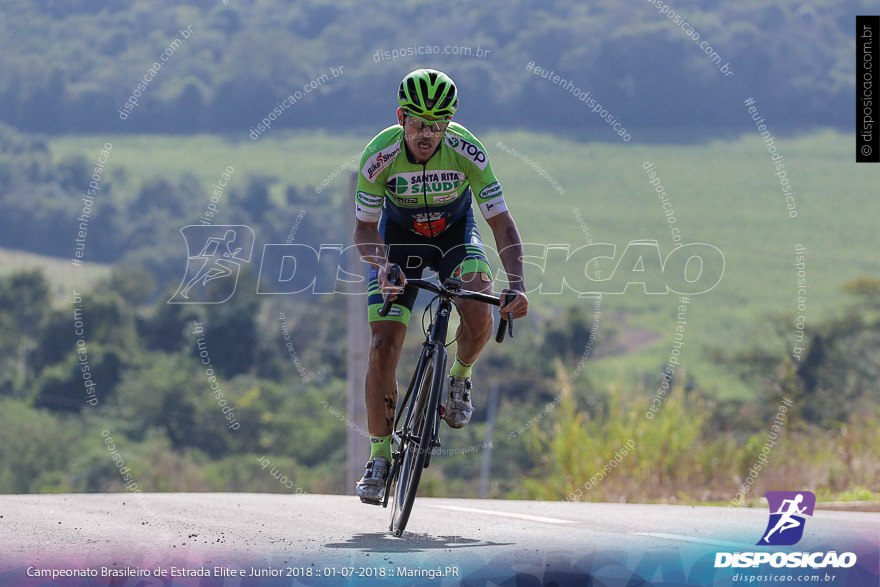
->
[382,455,401,509]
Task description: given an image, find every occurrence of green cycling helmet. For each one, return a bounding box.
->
[398,69,458,120]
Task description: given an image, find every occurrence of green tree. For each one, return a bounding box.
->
[0,399,84,492]
[723,277,880,427]
[0,270,50,395]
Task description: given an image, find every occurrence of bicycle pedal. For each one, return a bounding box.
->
[439,405,446,417]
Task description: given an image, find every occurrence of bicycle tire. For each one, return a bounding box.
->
[390,347,443,536]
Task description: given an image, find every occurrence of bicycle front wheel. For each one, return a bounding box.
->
[390,348,442,536]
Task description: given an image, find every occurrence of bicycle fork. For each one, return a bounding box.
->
[421,303,450,470]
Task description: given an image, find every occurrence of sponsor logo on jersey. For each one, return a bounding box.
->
[413,217,447,237]
[412,180,462,194]
[387,171,463,196]
[432,192,458,204]
[412,211,445,223]
[387,176,409,194]
[480,198,507,218]
[390,194,419,204]
[355,203,381,219]
[362,145,401,180]
[479,182,502,200]
[446,135,488,170]
[356,191,383,207]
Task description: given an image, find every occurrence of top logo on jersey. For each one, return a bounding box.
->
[757,491,816,546]
[362,145,401,181]
[446,134,488,170]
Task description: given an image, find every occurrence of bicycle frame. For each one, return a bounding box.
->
[381,276,512,533]
[402,291,453,459]
[382,283,455,512]
[379,272,516,536]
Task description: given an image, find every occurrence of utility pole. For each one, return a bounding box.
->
[346,169,370,492]
[478,380,500,498]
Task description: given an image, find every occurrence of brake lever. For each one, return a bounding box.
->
[378,264,401,318]
[505,291,516,339]
[495,291,517,343]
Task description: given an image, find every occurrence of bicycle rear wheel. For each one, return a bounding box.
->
[390,348,442,536]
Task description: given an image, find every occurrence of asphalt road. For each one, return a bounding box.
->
[0,494,877,584]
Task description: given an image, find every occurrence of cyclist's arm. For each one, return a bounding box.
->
[486,211,528,318]
[353,219,405,296]
[353,219,386,273]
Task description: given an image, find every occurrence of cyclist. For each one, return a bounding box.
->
[353,69,528,504]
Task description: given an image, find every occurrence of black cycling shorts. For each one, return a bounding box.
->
[366,209,491,325]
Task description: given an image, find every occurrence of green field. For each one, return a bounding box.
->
[48,129,878,399]
[0,247,111,305]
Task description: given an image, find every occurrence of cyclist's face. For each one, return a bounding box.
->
[398,109,446,163]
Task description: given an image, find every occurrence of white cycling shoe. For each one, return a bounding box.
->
[443,376,474,429]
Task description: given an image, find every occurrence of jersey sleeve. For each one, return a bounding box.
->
[354,150,384,223]
[354,187,384,223]
[446,128,508,220]
[354,127,403,223]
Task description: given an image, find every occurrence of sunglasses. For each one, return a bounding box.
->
[405,115,450,133]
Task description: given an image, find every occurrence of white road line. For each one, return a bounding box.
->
[425,505,575,525]
[633,533,769,550]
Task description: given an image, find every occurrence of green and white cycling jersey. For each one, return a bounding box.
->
[355,122,507,237]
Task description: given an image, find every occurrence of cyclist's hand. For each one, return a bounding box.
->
[499,289,528,319]
[378,263,406,301]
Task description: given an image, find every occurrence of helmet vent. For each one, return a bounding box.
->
[406,78,421,110]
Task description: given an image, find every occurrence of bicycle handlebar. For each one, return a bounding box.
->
[377,263,516,342]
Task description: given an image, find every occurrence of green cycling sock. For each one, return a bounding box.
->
[449,355,474,379]
[370,434,392,461]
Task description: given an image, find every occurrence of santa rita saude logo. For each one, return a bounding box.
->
[386,171,463,196]
[714,491,857,569]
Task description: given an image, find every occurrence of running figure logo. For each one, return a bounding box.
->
[169,225,255,304]
[757,491,816,546]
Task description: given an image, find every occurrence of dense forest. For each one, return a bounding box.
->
[0,0,864,136]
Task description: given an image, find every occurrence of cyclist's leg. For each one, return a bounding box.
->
[454,268,495,364]
[365,320,407,437]
[364,221,435,436]
[436,214,493,428]
[438,212,494,365]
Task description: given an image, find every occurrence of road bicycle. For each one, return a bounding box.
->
[377,264,516,536]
